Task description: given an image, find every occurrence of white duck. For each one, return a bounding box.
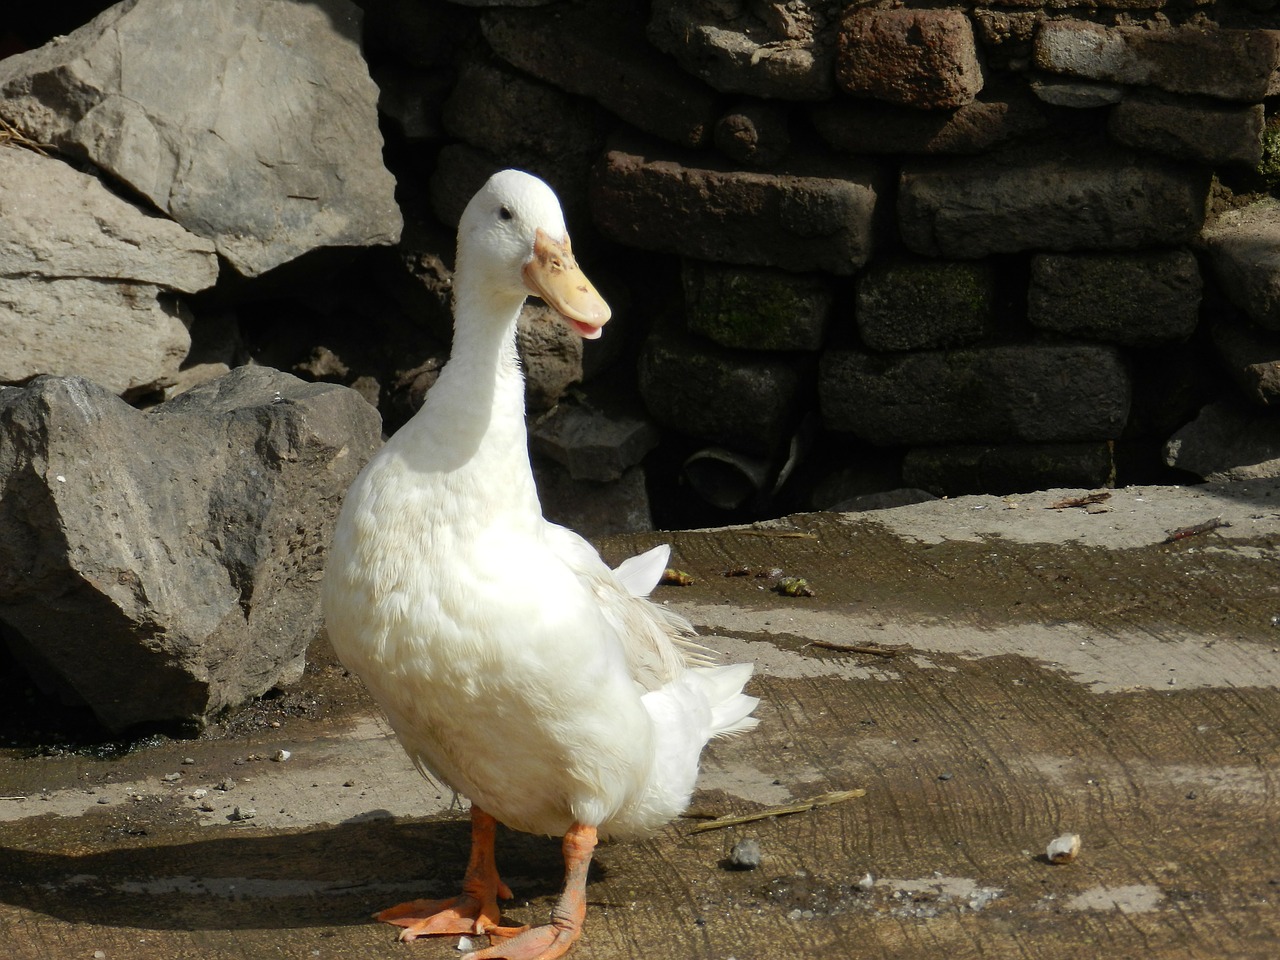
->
[322,170,759,960]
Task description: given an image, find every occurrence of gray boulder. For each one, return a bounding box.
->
[0,0,401,278]
[0,367,382,733]
[1165,400,1280,481]
[0,144,218,395]
[1203,202,1280,331]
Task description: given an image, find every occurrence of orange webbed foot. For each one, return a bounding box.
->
[377,806,525,942]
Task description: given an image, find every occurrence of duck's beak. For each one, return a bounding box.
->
[522,228,611,340]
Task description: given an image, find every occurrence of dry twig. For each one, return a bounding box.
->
[684,789,867,833]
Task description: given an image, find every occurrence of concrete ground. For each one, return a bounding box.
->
[2,480,1279,960]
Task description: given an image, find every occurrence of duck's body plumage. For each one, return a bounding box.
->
[322,170,757,959]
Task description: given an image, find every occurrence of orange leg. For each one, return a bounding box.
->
[464,822,598,960]
[376,806,528,942]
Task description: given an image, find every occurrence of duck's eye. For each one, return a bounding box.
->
[498,206,513,221]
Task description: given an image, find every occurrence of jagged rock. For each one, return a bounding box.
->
[1203,202,1280,331]
[530,403,659,483]
[812,84,1046,155]
[837,8,984,110]
[1109,93,1265,168]
[1165,399,1280,481]
[482,4,717,148]
[0,367,382,733]
[899,142,1207,257]
[647,0,836,101]
[682,261,833,351]
[1209,316,1280,407]
[593,138,881,275]
[902,443,1116,497]
[855,259,997,351]
[1035,20,1280,102]
[0,143,218,395]
[0,0,401,277]
[1027,251,1202,345]
[639,323,811,457]
[820,344,1130,445]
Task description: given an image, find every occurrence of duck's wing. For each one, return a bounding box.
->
[541,523,715,691]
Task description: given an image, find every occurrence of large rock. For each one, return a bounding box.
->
[0,367,383,733]
[837,8,984,110]
[1035,20,1280,102]
[0,144,218,395]
[639,323,810,457]
[1027,251,1202,345]
[1202,202,1280,331]
[899,143,1206,257]
[593,139,881,275]
[1165,399,1280,481]
[0,0,402,277]
[482,3,717,148]
[647,0,836,101]
[820,344,1131,445]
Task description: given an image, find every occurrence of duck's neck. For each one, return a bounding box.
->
[398,276,539,513]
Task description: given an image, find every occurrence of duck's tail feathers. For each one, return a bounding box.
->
[613,544,670,597]
[692,662,760,739]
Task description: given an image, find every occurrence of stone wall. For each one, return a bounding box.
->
[364,0,1280,524]
[6,0,1280,534]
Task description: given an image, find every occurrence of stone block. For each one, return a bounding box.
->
[1109,92,1264,168]
[1035,19,1280,101]
[682,261,833,351]
[837,8,984,110]
[639,323,810,456]
[1210,315,1280,407]
[0,0,401,278]
[1028,251,1202,345]
[482,5,717,147]
[820,344,1130,445]
[530,404,659,483]
[898,143,1206,257]
[811,85,1046,155]
[1203,202,1280,331]
[593,139,881,275]
[648,0,835,101]
[1165,399,1280,482]
[902,443,1116,497]
[856,259,998,351]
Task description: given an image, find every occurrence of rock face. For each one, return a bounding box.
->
[0,0,401,277]
[0,367,382,733]
[0,144,218,394]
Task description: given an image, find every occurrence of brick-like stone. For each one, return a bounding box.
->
[1035,19,1280,102]
[811,84,1046,155]
[648,0,835,101]
[593,139,881,275]
[1109,92,1264,168]
[837,9,984,110]
[902,443,1116,497]
[856,259,997,352]
[898,143,1206,257]
[639,323,810,456]
[1203,202,1280,331]
[820,344,1130,445]
[482,6,717,148]
[1028,251,1202,345]
[683,261,833,351]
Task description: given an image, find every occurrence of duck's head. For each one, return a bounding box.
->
[457,170,611,340]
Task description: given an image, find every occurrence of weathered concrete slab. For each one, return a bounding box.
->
[2,481,1279,960]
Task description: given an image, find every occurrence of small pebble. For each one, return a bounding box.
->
[1047,832,1081,864]
[182,757,195,765]
[94,952,107,960]
[190,788,208,801]
[856,872,875,891]
[161,772,182,782]
[96,796,111,805]
[727,838,762,870]
[273,749,292,762]
[217,778,235,791]
[199,801,215,812]
[230,806,256,822]
[457,936,476,952]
